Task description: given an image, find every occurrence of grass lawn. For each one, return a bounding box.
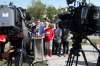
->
[90,39,100,45]
[0,60,48,66]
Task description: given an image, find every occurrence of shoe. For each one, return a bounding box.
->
[45,56,50,59]
[58,54,61,57]
[43,57,46,60]
[63,54,66,57]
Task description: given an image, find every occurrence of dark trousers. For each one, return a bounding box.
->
[52,40,56,54]
[57,43,61,56]
[0,44,4,54]
[52,40,61,56]
[62,40,69,54]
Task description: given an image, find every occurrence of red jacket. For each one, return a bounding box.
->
[45,28,54,42]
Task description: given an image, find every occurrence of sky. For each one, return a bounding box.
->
[0,0,100,8]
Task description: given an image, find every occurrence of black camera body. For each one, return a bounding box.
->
[0,4,31,36]
[59,1,100,35]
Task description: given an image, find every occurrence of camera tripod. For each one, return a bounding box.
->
[66,33,100,66]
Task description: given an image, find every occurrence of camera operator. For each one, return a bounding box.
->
[0,34,14,60]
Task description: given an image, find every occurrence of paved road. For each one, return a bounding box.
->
[46,45,99,66]
[0,45,99,66]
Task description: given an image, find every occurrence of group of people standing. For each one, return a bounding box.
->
[31,17,69,58]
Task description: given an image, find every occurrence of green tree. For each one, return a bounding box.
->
[57,8,67,14]
[27,1,46,19]
[46,6,58,19]
[27,0,61,20]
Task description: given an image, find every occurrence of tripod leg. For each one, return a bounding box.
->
[70,55,75,66]
[67,53,72,66]
[86,37,100,53]
[81,50,88,66]
[75,55,79,66]
[86,36,100,66]
[96,54,100,66]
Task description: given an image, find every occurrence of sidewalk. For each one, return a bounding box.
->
[46,45,99,66]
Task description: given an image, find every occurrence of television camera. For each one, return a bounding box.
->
[58,0,100,35]
[0,3,31,66]
[58,0,100,66]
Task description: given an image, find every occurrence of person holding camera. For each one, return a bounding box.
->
[0,34,14,60]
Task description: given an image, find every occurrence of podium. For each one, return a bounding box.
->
[32,35,45,63]
[31,35,48,66]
